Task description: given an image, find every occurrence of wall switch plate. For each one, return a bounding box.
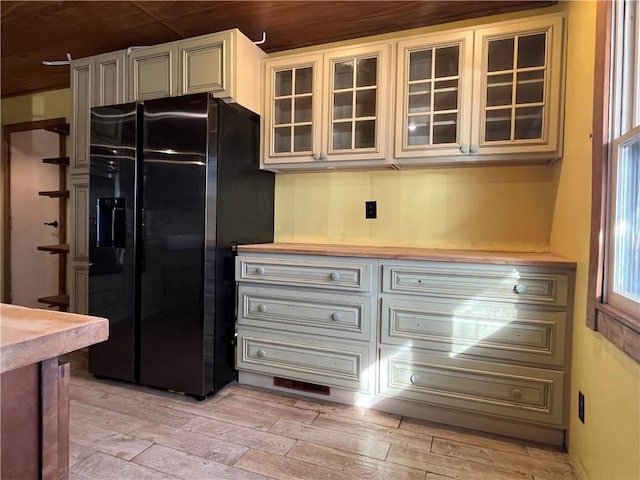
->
[578,390,585,424]
[365,201,377,219]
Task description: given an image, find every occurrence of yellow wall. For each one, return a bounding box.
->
[1,88,71,126]
[549,2,640,479]
[275,166,556,251]
[0,88,72,301]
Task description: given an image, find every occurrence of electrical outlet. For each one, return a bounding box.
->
[578,390,585,424]
[365,201,377,219]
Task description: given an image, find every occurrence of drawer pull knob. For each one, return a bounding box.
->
[460,144,470,153]
[331,312,342,321]
[258,304,267,313]
[511,388,522,400]
[514,283,528,294]
[330,272,340,281]
[256,349,266,358]
[256,267,266,276]
[410,374,421,384]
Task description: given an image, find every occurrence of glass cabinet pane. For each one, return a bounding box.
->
[274,127,292,153]
[355,120,375,148]
[410,50,432,81]
[409,93,430,113]
[516,71,544,104]
[486,73,513,107]
[408,115,430,145]
[404,43,461,148]
[275,98,292,125]
[433,113,457,144]
[334,61,354,90]
[333,92,353,120]
[356,58,377,87]
[483,31,547,143]
[356,89,376,117]
[294,125,312,151]
[514,106,543,139]
[433,90,457,111]
[517,34,546,68]
[294,96,312,123]
[435,46,459,78]
[488,38,514,72]
[485,109,512,141]
[271,66,315,155]
[333,122,352,150]
[295,67,313,94]
[275,70,292,96]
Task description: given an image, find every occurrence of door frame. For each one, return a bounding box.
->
[2,117,67,303]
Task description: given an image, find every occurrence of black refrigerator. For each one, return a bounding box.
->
[88,93,274,398]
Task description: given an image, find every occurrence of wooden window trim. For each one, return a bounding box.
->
[587,0,640,364]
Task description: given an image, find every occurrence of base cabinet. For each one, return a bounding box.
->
[235,254,376,393]
[0,360,70,480]
[235,247,575,444]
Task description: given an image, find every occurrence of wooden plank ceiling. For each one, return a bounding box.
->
[1,1,556,98]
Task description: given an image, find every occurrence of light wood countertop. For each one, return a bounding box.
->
[0,304,108,374]
[237,243,577,268]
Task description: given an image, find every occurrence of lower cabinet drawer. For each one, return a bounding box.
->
[237,329,372,392]
[379,348,565,426]
[380,296,567,366]
[382,262,570,308]
[238,285,372,341]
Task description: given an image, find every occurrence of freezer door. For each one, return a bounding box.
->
[139,94,210,396]
[88,102,139,382]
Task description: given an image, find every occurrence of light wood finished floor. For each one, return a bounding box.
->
[63,351,576,480]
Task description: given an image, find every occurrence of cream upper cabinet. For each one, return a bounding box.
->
[178,30,265,114]
[128,30,265,112]
[94,51,127,107]
[394,30,474,161]
[129,44,177,101]
[395,14,565,166]
[470,14,564,160]
[262,54,323,166]
[262,42,392,170]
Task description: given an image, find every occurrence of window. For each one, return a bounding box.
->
[589,0,640,363]
[607,126,640,315]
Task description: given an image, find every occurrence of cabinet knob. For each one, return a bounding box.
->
[256,349,266,358]
[460,144,470,154]
[312,153,320,161]
[470,144,479,153]
[331,312,342,321]
[330,272,340,281]
[410,374,421,384]
[258,304,267,313]
[514,283,528,294]
[319,152,328,161]
[511,388,523,400]
[256,267,266,276]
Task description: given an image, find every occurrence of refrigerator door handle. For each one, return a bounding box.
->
[96,197,126,248]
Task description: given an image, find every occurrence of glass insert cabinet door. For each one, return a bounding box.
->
[273,66,314,154]
[263,54,323,164]
[325,44,389,161]
[473,15,564,157]
[395,31,473,159]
